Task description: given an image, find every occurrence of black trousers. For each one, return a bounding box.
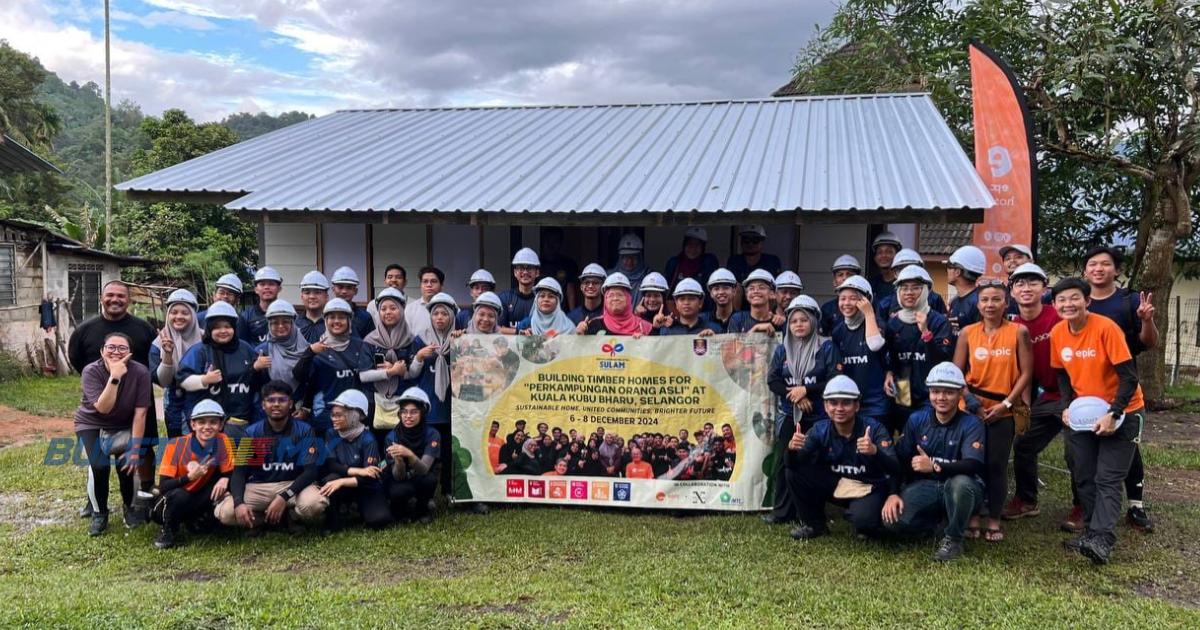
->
[388,474,438,520]
[431,424,453,497]
[980,417,1015,518]
[1011,399,1076,505]
[770,416,816,522]
[788,461,887,536]
[1068,411,1142,545]
[151,484,216,533]
[325,485,391,530]
[1125,446,1145,503]
[78,429,134,515]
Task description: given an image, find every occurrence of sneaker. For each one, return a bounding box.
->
[123,506,147,529]
[1061,505,1085,533]
[88,512,109,537]
[1126,506,1155,533]
[789,524,829,540]
[761,513,791,525]
[153,528,176,550]
[1002,497,1041,520]
[933,536,964,562]
[1062,535,1085,552]
[79,501,94,519]
[1078,534,1112,565]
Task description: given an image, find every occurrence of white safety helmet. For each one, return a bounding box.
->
[467,269,496,288]
[190,399,226,421]
[640,272,669,294]
[266,299,297,319]
[579,263,607,281]
[602,273,632,292]
[299,270,330,291]
[835,274,874,301]
[323,298,354,316]
[533,277,564,300]
[925,362,967,390]
[254,266,283,284]
[743,268,776,289]
[426,292,459,314]
[617,233,644,255]
[824,375,862,400]
[948,245,987,275]
[830,255,863,273]
[330,389,369,416]
[215,273,244,294]
[684,226,708,243]
[166,288,199,310]
[775,271,803,292]
[397,386,431,413]
[739,225,767,239]
[707,268,738,288]
[891,248,924,269]
[673,278,705,298]
[511,247,541,267]
[785,295,821,316]
[375,287,407,307]
[204,301,239,322]
[895,265,933,286]
[331,266,360,286]
[999,244,1034,261]
[1010,262,1048,283]
[474,291,502,313]
[872,231,903,251]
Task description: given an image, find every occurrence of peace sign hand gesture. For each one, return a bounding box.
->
[1137,292,1155,321]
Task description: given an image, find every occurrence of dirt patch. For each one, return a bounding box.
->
[1150,468,1200,504]
[370,556,468,583]
[0,492,75,532]
[173,570,222,582]
[0,404,74,448]
[1141,410,1200,449]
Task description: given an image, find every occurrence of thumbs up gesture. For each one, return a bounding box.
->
[912,445,934,473]
[788,429,806,451]
[856,426,877,455]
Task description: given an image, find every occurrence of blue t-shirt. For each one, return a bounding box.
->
[897,407,985,483]
[653,318,721,336]
[566,303,603,325]
[948,289,980,336]
[497,288,536,328]
[700,310,734,334]
[883,310,954,409]
[726,253,782,283]
[798,416,896,486]
[727,310,775,334]
[177,341,262,422]
[241,418,318,484]
[1087,287,1146,356]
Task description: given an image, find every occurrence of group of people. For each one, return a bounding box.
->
[487,421,738,481]
[69,225,1155,565]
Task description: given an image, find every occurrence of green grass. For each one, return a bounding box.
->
[0,441,1197,628]
[0,375,80,417]
[1141,443,1200,471]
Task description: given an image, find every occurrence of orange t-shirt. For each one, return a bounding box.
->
[157,434,235,493]
[961,320,1022,416]
[625,461,654,479]
[487,437,503,471]
[1050,314,1144,413]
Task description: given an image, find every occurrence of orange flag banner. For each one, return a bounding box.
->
[968,41,1036,275]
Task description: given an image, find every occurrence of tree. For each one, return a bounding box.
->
[115,109,257,290]
[220,110,313,141]
[787,0,1200,402]
[0,40,61,151]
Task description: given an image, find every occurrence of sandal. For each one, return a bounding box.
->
[964,526,981,540]
[984,527,1005,542]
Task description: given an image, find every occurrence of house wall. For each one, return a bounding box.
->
[261,223,318,303]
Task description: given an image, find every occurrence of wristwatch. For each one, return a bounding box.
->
[1002,399,1013,410]
[109,377,121,386]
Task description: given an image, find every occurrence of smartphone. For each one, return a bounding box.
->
[374,352,386,365]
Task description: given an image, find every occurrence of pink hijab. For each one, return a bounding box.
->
[602,288,651,335]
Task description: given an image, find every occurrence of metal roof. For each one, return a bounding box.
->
[0,134,62,175]
[117,94,993,216]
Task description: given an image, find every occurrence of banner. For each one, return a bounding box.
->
[448,333,776,510]
[968,40,1037,275]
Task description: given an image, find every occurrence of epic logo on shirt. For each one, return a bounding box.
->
[505,479,525,498]
[1059,347,1097,363]
[974,346,1012,360]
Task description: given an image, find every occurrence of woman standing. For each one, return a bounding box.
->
[954,278,1033,543]
[177,301,261,437]
[252,299,309,404]
[363,288,423,442]
[319,389,391,532]
[577,274,652,336]
[884,266,954,434]
[515,278,576,336]
[385,387,443,524]
[150,289,203,437]
[410,292,460,500]
[803,276,890,423]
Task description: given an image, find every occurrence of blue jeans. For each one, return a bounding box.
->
[885,476,984,542]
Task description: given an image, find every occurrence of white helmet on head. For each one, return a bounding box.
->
[375,287,407,307]
[775,271,803,292]
[707,268,737,288]
[266,299,297,319]
[743,268,776,289]
[474,291,502,312]
[190,399,226,420]
[948,245,987,275]
[254,266,283,284]
[617,233,644,255]
[831,255,863,273]
[785,295,821,316]
[511,248,541,267]
[467,269,496,287]
[895,265,933,286]
[835,275,874,301]
[579,263,606,280]
[534,277,564,300]
[739,225,767,239]
[166,289,199,310]
[300,270,330,291]
[891,248,924,269]
[872,231,903,251]
[684,227,708,243]
[640,272,668,294]
[999,244,1034,261]
[331,266,360,286]
[925,362,967,390]
[330,389,369,416]
[1010,262,1048,283]
[427,292,459,314]
[602,273,632,292]
[824,375,862,400]
[673,278,705,298]
[323,298,353,316]
[397,386,431,412]
[215,273,243,294]
[204,301,238,322]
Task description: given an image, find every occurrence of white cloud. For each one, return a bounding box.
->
[111,9,219,31]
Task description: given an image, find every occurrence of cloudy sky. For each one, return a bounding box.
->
[2,0,837,121]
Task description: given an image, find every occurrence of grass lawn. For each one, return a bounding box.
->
[0,375,81,418]
[0,378,1198,627]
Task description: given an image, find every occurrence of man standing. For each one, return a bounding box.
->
[330,266,374,338]
[296,270,330,343]
[68,280,158,521]
[702,268,739,333]
[946,245,986,336]
[726,225,783,283]
[197,273,243,324]
[567,264,605,324]
[1081,245,1158,533]
[406,266,443,342]
[239,267,283,346]
[1050,277,1147,564]
[867,231,903,306]
[499,248,541,329]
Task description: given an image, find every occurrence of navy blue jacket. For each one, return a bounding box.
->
[497,288,535,328]
[323,431,384,491]
[232,418,319,503]
[727,310,775,334]
[293,338,376,434]
[896,407,985,483]
[238,304,271,346]
[177,341,263,422]
[767,344,823,431]
[794,416,898,491]
[883,310,954,409]
[726,253,782,283]
[700,310,734,334]
[567,303,603,325]
[948,289,980,336]
[819,298,842,337]
[149,344,187,433]
[653,318,721,336]
[296,315,326,343]
[351,306,375,340]
[805,318,891,421]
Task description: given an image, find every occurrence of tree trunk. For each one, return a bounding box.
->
[1133,179,1185,406]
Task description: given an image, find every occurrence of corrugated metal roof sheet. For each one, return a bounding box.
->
[116,94,994,214]
[0,134,62,175]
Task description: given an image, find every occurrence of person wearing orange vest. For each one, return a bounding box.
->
[953,278,1032,543]
[1050,277,1147,565]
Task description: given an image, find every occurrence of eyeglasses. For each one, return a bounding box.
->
[399,409,422,417]
[976,278,1009,290]
[103,344,130,354]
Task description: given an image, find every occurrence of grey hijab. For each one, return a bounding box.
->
[363,296,415,397]
[267,321,308,386]
[337,407,367,442]
[784,309,823,383]
[429,304,455,401]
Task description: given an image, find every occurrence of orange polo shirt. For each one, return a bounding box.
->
[625,461,654,479]
[1050,314,1144,413]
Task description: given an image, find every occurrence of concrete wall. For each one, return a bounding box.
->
[261,223,318,303]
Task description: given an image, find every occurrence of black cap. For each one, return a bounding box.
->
[1051,277,1091,299]
[1083,245,1123,268]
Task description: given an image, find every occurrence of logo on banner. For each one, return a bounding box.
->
[988,145,1012,178]
[601,342,624,357]
[506,479,525,498]
[691,490,708,504]
[528,480,545,498]
[614,482,631,502]
[549,481,567,499]
[570,481,588,500]
[693,339,708,356]
[591,482,611,501]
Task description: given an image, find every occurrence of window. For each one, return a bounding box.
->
[68,265,102,323]
[0,244,15,306]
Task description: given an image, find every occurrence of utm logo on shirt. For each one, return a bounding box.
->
[591,482,611,501]
[527,480,545,499]
[505,479,525,498]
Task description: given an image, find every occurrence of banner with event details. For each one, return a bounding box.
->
[447,333,778,511]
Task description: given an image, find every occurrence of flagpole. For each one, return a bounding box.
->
[104,0,113,248]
